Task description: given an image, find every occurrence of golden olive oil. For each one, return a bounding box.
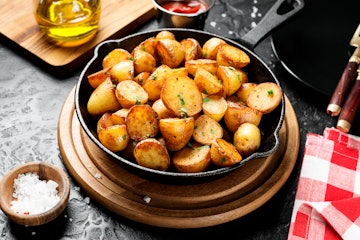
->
[33,0,101,47]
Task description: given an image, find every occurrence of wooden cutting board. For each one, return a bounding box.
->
[0,0,155,75]
[58,87,300,228]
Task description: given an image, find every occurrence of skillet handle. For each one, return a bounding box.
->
[241,0,305,49]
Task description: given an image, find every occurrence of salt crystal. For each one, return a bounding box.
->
[10,172,60,215]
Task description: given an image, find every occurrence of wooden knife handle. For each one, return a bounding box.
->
[337,77,360,133]
[327,59,359,116]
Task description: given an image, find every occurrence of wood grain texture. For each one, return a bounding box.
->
[0,0,155,71]
[58,87,300,228]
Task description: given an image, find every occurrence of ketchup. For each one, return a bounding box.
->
[160,1,207,14]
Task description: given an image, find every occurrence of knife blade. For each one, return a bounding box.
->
[327,24,360,116]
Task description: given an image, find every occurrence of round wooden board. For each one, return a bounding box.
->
[58,87,300,229]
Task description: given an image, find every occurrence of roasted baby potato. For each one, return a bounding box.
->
[194,67,224,96]
[216,44,250,69]
[97,112,129,152]
[202,37,226,60]
[202,96,228,122]
[159,117,194,151]
[132,48,157,74]
[115,80,148,109]
[156,30,176,40]
[102,48,132,69]
[126,105,159,141]
[87,78,121,116]
[192,114,223,145]
[133,36,159,59]
[247,82,283,114]
[109,60,134,83]
[233,122,261,157]
[224,101,262,133]
[134,71,150,86]
[87,68,110,89]
[157,38,185,68]
[161,75,203,117]
[217,66,248,96]
[152,99,176,119]
[236,82,258,104]
[180,38,203,61]
[133,138,170,171]
[173,143,211,173]
[185,59,218,76]
[210,138,242,167]
[110,108,129,125]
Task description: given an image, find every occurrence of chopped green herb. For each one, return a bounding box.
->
[267,89,274,96]
[203,97,209,103]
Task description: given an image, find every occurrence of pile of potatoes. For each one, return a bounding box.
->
[86,30,282,173]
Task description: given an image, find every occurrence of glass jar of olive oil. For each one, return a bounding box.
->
[33,0,101,47]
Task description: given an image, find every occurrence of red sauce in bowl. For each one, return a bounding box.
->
[160,1,207,14]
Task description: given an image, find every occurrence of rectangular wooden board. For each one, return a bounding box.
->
[0,0,156,75]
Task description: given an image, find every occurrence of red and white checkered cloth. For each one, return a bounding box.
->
[288,127,360,240]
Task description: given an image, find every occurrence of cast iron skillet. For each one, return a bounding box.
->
[272,0,360,96]
[75,0,304,182]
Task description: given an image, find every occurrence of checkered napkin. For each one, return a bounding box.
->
[288,127,360,240]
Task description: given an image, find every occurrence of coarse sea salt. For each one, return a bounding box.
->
[11,172,60,215]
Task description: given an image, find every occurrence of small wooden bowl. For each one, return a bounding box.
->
[0,162,70,226]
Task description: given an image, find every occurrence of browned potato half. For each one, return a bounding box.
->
[87,78,121,116]
[142,65,172,101]
[247,82,283,114]
[236,82,258,104]
[156,30,176,40]
[134,72,150,86]
[159,117,194,151]
[98,124,129,152]
[97,112,129,152]
[133,36,159,59]
[180,38,203,61]
[161,76,203,117]
[224,101,262,132]
[185,59,218,76]
[194,67,224,96]
[217,66,247,96]
[173,143,211,173]
[216,44,250,69]
[88,67,110,89]
[157,38,185,68]
[233,122,261,157]
[102,48,132,69]
[115,80,148,109]
[193,114,223,145]
[202,37,226,60]
[132,48,157,74]
[133,138,170,171]
[110,108,129,125]
[152,99,176,119]
[126,105,159,141]
[109,60,134,83]
[210,138,242,167]
[202,96,228,122]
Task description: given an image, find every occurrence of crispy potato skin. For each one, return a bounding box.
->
[126,105,159,141]
[159,117,194,151]
[202,37,226,60]
[173,144,211,173]
[87,78,121,116]
[157,39,185,68]
[210,138,242,167]
[134,138,170,171]
[192,115,223,145]
[102,48,132,69]
[115,80,148,109]
[216,44,250,69]
[161,76,203,117]
[233,123,261,157]
[247,82,283,114]
[224,101,262,133]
